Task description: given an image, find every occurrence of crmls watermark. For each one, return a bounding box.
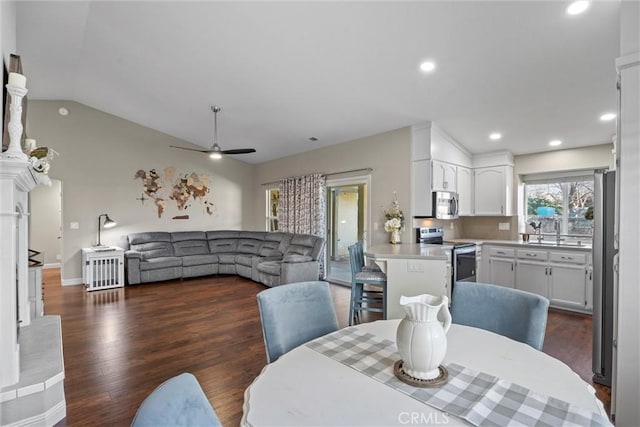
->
[398,411,450,425]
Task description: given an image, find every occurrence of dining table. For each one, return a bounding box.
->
[242,319,610,426]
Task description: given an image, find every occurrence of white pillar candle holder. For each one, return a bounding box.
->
[1,83,29,161]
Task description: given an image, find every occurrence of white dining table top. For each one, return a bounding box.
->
[242,320,607,427]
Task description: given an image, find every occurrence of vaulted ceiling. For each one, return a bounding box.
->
[16,1,620,164]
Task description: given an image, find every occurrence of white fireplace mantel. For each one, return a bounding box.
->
[0,158,66,426]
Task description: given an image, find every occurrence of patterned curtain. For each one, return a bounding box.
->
[278,173,327,278]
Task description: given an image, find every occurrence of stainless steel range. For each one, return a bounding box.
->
[416,227,477,285]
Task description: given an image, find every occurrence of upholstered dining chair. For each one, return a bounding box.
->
[257,280,339,363]
[450,281,550,350]
[131,373,221,427]
[348,242,387,326]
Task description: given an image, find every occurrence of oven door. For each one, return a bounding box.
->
[453,246,476,283]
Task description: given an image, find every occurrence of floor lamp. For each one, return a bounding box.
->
[96,214,117,247]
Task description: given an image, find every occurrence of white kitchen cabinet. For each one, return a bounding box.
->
[457,166,472,216]
[411,159,432,217]
[432,160,457,192]
[515,260,549,297]
[548,260,588,312]
[473,166,513,216]
[486,246,516,288]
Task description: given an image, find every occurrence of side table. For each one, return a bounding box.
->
[82,246,125,291]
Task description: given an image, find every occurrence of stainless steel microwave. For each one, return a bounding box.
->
[432,191,459,219]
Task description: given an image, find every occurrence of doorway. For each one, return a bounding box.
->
[28,179,63,270]
[326,176,370,285]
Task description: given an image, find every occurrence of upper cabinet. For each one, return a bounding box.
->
[473,165,513,216]
[410,122,514,218]
[456,166,473,216]
[431,160,457,192]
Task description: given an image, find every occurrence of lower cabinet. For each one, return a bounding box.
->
[548,262,587,311]
[482,245,590,314]
[515,260,548,297]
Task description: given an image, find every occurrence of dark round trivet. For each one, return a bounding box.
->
[393,360,448,388]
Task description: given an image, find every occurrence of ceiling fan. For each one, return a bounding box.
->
[170,106,256,159]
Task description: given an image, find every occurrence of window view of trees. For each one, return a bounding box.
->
[525,179,594,236]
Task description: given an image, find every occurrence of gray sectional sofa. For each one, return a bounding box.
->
[124,230,325,287]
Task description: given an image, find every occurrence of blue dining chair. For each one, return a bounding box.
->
[451,281,550,350]
[131,373,221,427]
[257,280,339,363]
[348,242,387,326]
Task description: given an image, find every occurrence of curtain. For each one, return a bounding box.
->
[278,173,327,277]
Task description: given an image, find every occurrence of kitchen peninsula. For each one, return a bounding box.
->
[364,244,450,319]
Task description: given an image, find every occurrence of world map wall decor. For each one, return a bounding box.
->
[134,167,215,219]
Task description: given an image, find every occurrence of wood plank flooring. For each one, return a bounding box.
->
[42,269,609,426]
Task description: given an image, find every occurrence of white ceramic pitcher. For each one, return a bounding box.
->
[396,294,451,380]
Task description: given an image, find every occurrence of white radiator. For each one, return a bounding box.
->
[82,247,124,291]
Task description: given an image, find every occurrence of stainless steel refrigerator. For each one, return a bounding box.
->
[592,169,617,386]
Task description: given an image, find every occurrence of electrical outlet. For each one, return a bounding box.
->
[374,222,379,231]
[56,254,62,260]
[498,222,510,231]
[70,222,79,230]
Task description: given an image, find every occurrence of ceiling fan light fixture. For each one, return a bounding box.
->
[210,152,222,160]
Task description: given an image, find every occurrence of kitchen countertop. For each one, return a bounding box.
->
[452,238,592,252]
[365,243,449,260]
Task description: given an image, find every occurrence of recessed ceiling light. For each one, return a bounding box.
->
[58,107,69,116]
[419,61,436,73]
[549,139,563,147]
[489,133,502,141]
[600,113,616,121]
[567,1,589,15]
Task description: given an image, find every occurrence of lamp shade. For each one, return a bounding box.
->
[96,213,117,246]
[103,215,117,228]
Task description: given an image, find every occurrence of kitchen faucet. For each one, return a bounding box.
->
[554,218,561,245]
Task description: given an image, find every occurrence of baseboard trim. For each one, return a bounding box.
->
[61,278,83,286]
[43,263,61,269]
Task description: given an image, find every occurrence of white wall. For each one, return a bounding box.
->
[29,178,62,265]
[26,101,255,283]
[253,127,411,247]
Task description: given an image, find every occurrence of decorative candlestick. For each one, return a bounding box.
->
[1,78,29,161]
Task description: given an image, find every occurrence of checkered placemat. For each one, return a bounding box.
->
[306,328,611,427]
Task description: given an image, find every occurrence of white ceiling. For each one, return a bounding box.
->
[16,1,620,164]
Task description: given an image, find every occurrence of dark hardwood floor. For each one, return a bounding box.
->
[43,269,610,426]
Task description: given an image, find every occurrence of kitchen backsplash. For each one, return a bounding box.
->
[412,216,519,241]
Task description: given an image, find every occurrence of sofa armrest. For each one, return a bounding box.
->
[283,254,313,263]
[280,260,320,285]
[125,250,143,260]
[124,251,142,285]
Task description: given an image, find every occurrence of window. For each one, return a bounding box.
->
[523,173,594,237]
[265,188,279,231]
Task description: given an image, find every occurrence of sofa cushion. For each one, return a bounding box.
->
[132,242,175,260]
[208,239,239,254]
[235,254,254,267]
[283,254,313,263]
[173,240,209,257]
[206,230,241,240]
[129,232,171,246]
[171,231,207,242]
[140,257,182,271]
[217,253,237,264]
[237,239,262,255]
[257,261,281,276]
[182,254,218,267]
[239,231,266,240]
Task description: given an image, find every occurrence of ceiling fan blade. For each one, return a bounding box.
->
[170,145,211,153]
[220,148,256,155]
